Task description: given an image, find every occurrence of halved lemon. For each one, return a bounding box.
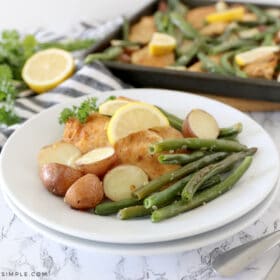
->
[149,32,176,56]
[107,102,169,144]
[22,48,75,93]
[235,46,280,66]
[99,99,131,116]
[206,7,245,23]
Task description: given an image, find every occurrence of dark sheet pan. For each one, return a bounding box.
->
[88,0,280,102]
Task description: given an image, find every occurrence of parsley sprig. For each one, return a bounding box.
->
[0,29,95,126]
[59,98,99,124]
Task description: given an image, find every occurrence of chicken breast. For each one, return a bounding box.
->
[243,53,278,80]
[129,16,156,44]
[186,6,216,30]
[114,128,182,179]
[63,113,110,154]
[131,46,175,68]
[200,22,228,36]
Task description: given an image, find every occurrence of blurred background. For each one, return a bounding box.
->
[1,0,151,32]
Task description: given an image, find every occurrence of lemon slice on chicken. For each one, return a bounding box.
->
[99,99,131,116]
[107,102,169,144]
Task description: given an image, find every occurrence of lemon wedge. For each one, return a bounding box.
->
[22,48,75,93]
[235,46,280,66]
[149,32,176,56]
[99,99,131,116]
[206,7,245,23]
[107,102,169,144]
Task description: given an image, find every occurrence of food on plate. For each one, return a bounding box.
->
[63,113,110,153]
[182,109,219,138]
[75,147,117,176]
[22,48,75,93]
[107,102,169,145]
[114,129,181,179]
[38,142,81,168]
[64,174,104,209]
[103,165,149,201]
[85,0,280,82]
[39,163,83,196]
[38,96,256,222]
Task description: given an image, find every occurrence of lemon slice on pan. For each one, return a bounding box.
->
[149,32,176,56]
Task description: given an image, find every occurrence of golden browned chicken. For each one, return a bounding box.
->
[63,113,110,154]
[114,127,183,179]
[186,6,216,29]
[243,53,278,80]
[129,16,156,44]
[200,22,228,36]
[131,46,175,67]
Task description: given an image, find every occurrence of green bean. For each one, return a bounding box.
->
[219,123,243,138]
[110,40,140,48]
[151,156,253,222]
[246,4,269,24]
[122,18,129,41]
[158,151,208,165]
[144,174,193,209]
[262,33,275,46]
[169,12,198,39]
[154,11,167,33]
[156,106,183,131]
[197,53,228,75]
[94,198,140,215]
[221,52,236,75]
[118,205,152,220]
[84,46,123,64]
[149,138,247,154]
[133,152,228,200]
[144,173,221,209]
[233,61,248,78]
[210,39,257,55]
[175,39,203,66]
[181,148,257,201]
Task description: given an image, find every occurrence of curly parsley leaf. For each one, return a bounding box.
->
[59,98,98,124]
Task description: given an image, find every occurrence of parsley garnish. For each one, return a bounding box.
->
[59,97,98,124]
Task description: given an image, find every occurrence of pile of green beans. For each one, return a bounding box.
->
[94,116,256,222]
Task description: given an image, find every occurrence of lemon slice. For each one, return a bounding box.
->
[107,102,169,144]
[22,48,75,93]
[235,46,280,66]
[206,7,245,23]
[99,99,131,116]
[149,32,176,56]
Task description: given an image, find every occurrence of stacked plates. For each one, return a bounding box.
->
[0,89,279,256]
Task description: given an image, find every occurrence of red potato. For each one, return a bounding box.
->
[75,147,117,176]
[182,109,219,139]
[64,174,104,209]
[40,163,83,196]
[38,141,81,168]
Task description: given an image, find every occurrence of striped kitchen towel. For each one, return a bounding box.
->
[0,18,128,148]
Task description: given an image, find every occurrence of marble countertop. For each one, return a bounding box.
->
[0,110,279,280]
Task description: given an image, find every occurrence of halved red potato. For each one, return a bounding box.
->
[182,109,219,139]
[38,142,81,168]
[40,163,83,196]
[103,165,149,201]
[75,147,117,176]
[64,174,104,209]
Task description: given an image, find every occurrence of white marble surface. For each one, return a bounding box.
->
[0,111,279,280]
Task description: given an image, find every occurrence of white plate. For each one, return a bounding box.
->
[0,89,279,244]
[2,181,279,256]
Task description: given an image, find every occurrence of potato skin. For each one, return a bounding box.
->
[39,163,83,196]
[76,153,118,177]
[64,174,104,209]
